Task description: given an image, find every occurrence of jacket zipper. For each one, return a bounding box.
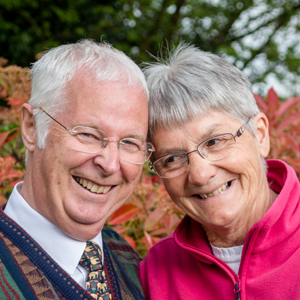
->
[233,225,259,300]
[234,280,241,300]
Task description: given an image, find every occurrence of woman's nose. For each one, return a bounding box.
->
[187,152,217,186]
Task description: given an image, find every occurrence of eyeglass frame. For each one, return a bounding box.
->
[38,106,155,164]
[149,118,251,178]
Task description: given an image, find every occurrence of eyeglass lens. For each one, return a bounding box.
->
[154,133,238,178]
[68,126,153,164]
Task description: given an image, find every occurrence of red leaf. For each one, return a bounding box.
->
[267,88,279,112]
[7,130,19,142]
[11,179,24,187]
[121,234,136,249]
[144,230,153,250]
[277,113,300,134]
[6,96,26,107]
[275,97,300,118]
[107,203,139,225]
[151,174,160,183]
[150,228,172,235]
[254,94,268,113]
[144,205,167,231]
[4,170,24,179]
[0,131,10,148]
[167,213,182,230]
[0,156,15,178]
[143,231,161,250]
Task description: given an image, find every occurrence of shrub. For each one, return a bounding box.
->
[0,59,299,256]
[254,88,300,179]
[0,58,29,203]
[107,172,183,257]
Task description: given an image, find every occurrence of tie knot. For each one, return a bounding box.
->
[80,241,103,272]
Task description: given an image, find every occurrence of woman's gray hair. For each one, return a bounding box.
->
[144,42,260,140]
[29,39,148,149]
[144,42,267,172]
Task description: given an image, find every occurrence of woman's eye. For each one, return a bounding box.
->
[206,139,220,147]
[165,155,182,164]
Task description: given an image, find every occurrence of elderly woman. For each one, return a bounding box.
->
[140,43,300,300]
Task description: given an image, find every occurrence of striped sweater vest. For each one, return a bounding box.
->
[0,206,144,299]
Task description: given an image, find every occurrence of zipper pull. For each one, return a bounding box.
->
[235,282,241,300]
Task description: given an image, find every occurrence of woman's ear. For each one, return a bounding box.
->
[21,103,37,152]
[253,112,270,158]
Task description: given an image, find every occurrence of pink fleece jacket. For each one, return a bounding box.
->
[140,160,300,299]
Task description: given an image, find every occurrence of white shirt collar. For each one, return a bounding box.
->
[210,242,243,275]
[4,182,103,277]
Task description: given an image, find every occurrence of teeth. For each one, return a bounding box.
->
[103,186,111,193]
[212,190,218,196]
[74,177,112,195]
[97,186,104,194]
[221,183,227,191]
[91,185,98,192]
[200,182,230,199]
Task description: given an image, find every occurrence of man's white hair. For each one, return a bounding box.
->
[29,39,148,149]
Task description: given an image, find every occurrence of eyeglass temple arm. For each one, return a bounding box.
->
[234,118,251,138]
[39,106,69,131]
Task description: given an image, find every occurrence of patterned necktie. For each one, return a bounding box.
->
[80,241,111,300]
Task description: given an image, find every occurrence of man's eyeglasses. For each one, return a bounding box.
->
[39,106,155,165]
[149,119,251,178]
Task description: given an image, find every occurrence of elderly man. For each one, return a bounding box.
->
[0,40,153,299]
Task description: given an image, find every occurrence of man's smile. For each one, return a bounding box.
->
[74,176,113,194]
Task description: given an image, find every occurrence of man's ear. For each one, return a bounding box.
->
[253,112,270,158]
[21,103,37,152]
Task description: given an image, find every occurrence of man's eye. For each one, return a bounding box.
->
[122,139,135,145]
[120,139,142,150]
[81,133,94,138]
[76,132,101,141]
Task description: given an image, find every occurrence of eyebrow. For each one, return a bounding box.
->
[202,122,229,139]
[124,133,146,141]
[156,148,185,158]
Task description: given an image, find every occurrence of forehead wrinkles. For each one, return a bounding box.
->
[183,121,226,145]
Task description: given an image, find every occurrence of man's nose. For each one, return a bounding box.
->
[94,140,121,175]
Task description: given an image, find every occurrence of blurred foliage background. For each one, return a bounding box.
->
[0,0,300,97]
[0,0,300,256]
[0,60,299,257]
